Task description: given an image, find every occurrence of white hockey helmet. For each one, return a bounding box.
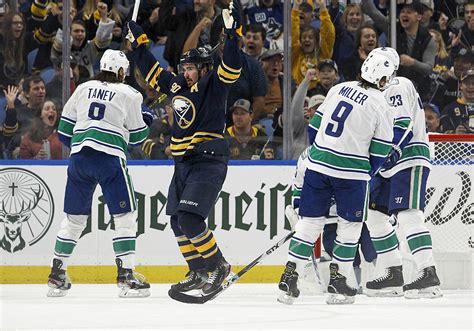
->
[369,47,400,70]
[100,49,130,77]
[360,53,396,90]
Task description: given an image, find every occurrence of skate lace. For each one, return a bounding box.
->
[207,268,219,284]
[411,269,427,285]
[374,270,391,283]
[179,271,196,285]
[131,271,147,285]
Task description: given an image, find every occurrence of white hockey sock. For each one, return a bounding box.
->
[332,219,363,289]
[398,209,435,270]
[53,214,88,269]
[366,210,402,272]
[287,216,325,275]
[113,212,138,270]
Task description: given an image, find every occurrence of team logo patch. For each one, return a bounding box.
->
[0,168,54,253]
[172,96,196,129]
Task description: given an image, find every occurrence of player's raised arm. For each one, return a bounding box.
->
[217,0,243,84]
[125,21,175,94]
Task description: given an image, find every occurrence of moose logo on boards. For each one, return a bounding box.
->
[0,168,54,253]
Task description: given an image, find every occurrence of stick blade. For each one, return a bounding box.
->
[168,288,220,304]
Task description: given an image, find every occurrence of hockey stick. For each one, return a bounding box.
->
[168,230,295,304]
[132,0,140,21]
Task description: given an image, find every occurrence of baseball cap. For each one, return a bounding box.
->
[419,0,434,11]
[231,99,252,113]
[317,59,338,73]
[423,102,440,117]
[259,48,284,61]
[399,0,425,15]
[454,48,474,62]
[461,69,474,82]
[308,94,325,109]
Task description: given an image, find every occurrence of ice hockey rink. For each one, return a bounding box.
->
[0,284,472,330]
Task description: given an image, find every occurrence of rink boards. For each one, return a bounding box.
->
[0,161,472,288]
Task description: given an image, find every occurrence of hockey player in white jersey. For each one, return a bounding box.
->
[365,47,442,299]
[278,53,396,305]
[47,50,152,298]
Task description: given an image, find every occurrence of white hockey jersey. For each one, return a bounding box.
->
[306,81,394,181]
[380,77,431,178]
[58,80,149,160]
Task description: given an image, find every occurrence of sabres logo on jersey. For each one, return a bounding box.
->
[172,96,196,129]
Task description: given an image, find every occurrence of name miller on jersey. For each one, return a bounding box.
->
[87,88,117,102]
[338,86,369,106]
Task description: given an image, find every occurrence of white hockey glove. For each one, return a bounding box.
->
[222,0,242,37]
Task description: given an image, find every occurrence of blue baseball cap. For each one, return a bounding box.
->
[423,102,440,117]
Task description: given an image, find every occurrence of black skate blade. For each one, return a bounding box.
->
[168,286,221,304]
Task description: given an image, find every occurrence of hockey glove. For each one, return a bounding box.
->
[222,0,242,38]
[125,21,150,49]
[382,144,402,171]
[141,104,157,127]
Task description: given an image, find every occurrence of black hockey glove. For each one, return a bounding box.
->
[141,104,156,127]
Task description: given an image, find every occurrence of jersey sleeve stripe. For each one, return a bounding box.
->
[60,116,76,124]
[145,62,160,82]
[58,120,74,137]
[129,127,150,145]
[220,61,242,74]
[369,140,392,157]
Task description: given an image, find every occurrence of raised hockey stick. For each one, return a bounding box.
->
[132,0,140,21]
[168,230,295,304]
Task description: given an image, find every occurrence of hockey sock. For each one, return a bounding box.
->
[53,214,88,269]
[332,219,363,289]
[288,216,325,274]
[170,215,206,270]
[178,211,223,269]
[112,211,138,269]
[366,210,402,271]
[398,209,435,270]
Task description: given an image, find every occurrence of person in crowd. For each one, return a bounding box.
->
[52,8,115,79]
[19,99,64,159]
[308,59,339,97]
[299,2,314,30]
[260,48,283,124]
[329,2,364,76]
[141,103,173,159]
[46,59,80,105]
[430,48,474,109]
[448,0,474,60]
[419,0,436,29]
[225,98,274,160]
[361,0,436,97]
[160,0,223,72]
[289,67,324,159]
[441,69,474,133]
[244,0,283,48]
[2,75,46,158]
[242,24,266,59]
[291,0,335,88]
[424,102,441,133]
[78,0,123,42]
[181,1,224,54]
[338,23,379,82]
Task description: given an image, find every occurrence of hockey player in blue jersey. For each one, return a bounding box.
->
[126,1,242,299]
[47,49,152,298]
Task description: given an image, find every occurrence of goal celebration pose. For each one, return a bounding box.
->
[47,49,152,298]
[125,1,243,298]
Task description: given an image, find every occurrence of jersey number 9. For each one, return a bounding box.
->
[325,101,353,138]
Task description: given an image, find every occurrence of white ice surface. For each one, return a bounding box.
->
[0,284,472,330]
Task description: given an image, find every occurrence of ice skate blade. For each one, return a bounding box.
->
[366,287,403,297]
[118,287,150,298]
[326,293,355,305]
[277,291,296,305]
[404,286,443,299]
[47,287,68,297]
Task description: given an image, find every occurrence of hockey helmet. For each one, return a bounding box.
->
[361,53,396,90]
[178,45,215,73]
[369,47,400,71]
[100,49,130,77]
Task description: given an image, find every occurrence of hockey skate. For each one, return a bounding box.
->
[326,263,357,305]
[47,258,72,297]
[116,258,151,298]
[201,258,231,295]
[277,261,300,305]
[403,266,442,299]
[170,269,208,293]
[366,265,404,297]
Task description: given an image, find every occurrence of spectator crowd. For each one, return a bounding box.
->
[1,0,473,161]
